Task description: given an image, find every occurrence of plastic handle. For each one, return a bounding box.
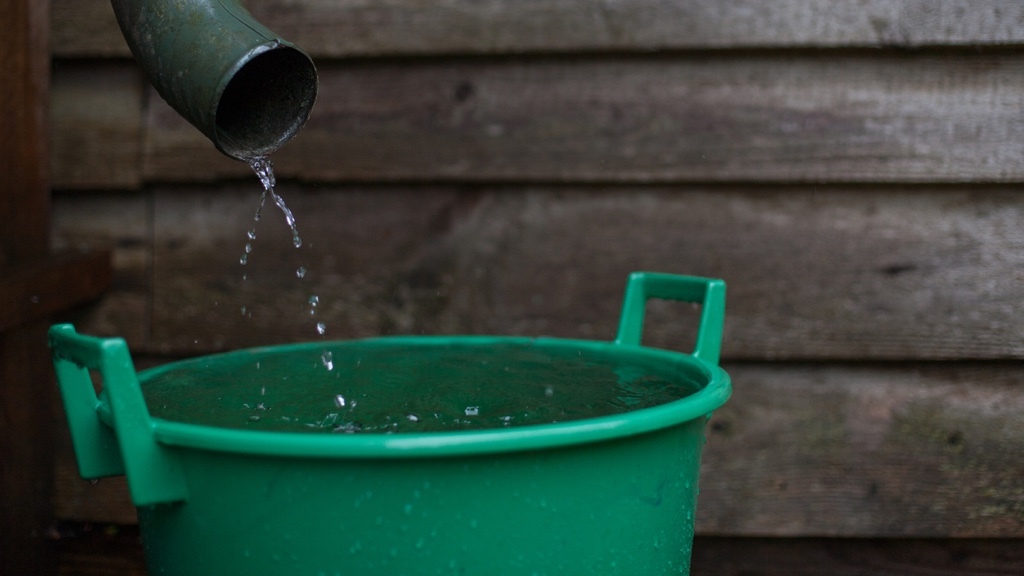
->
[49,324,188,506]
[613,272,726,366]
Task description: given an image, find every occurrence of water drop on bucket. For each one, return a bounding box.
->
[296,266,306,278]
[316,322,326,335]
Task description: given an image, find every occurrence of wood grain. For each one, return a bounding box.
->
[1,0,56,574]
[690,537,1024,576]
[53,527,1024,576]
[50,192,151,348]
[52,0,1024,58]
[136,54,1024,184]
[52,361,1024,537]
[135,185,1024,360]
[50,63,144,190]
[0,250,112,332]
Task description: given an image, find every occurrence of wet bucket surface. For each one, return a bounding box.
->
[51,272,730,575]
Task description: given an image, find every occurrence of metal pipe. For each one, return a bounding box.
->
[111,0,318,161]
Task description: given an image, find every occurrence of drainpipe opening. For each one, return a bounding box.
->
[215,46,318,161]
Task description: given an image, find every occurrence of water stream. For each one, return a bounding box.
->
[241,156,329,354]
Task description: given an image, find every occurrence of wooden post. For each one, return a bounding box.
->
[0,0,56,572]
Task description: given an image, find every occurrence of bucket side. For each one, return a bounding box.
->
[137,417,709,575]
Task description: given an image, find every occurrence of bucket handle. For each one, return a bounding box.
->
[613,272,726,366]
[49,324,188,506]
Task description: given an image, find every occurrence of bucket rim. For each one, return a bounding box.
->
[126,335,732,459]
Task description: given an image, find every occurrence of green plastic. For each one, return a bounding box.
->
[50,272,730,575]
[110,0,317,160]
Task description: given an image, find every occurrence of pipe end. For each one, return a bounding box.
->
[214,45,318,161]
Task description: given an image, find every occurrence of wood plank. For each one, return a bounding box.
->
[142,54,1024,184]
[52,524,1024,576]
[141,185,1024,361]
[52,362,1024,537]
[50,192,151,348]
[700,363,1024,537]
[0,0,57,574]
[52,0,1024,58]
[149,184,465,353]
[0,250,112,332]
[50,62,144,190]
[690,537,1024,576]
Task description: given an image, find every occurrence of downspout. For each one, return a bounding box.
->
[111,0,318,161]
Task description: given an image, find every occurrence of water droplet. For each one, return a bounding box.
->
[322,351,334,371]
[464,406,480,416]
[308,295,319,307]
[247,229,257,241]
[239,254,248,265]
[249,415,261,422]
[333,421,362,434]
[89,478,100,486]
[544,385,555,397]
[334,393,345,408]
[406,413,420,422]
[316,322,326,335]
[296,266,306,278]
[244,243,252,254]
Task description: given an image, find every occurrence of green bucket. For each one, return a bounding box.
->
[50,272,730,575]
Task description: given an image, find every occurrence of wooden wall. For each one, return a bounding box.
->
[50,0,1024,573]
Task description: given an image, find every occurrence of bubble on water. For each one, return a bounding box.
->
[296,266,306,278]
[464,406,480,416]
[333,421,362,434]
[322,350,334,371]
[316,322,326,335]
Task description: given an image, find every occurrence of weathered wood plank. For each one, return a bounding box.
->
[52,362,1024,537]
[52,0,1024,58]
[142,54,1024,184]
[690,537,1024,576]
[52,525,1024,576]
[142,185,1024,360]
[50,63,144,190]
[701,363,1024,537]
[1,0,57,573]
[50,192,150,349]
[149,184,466,352]
[0,250,112,332]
